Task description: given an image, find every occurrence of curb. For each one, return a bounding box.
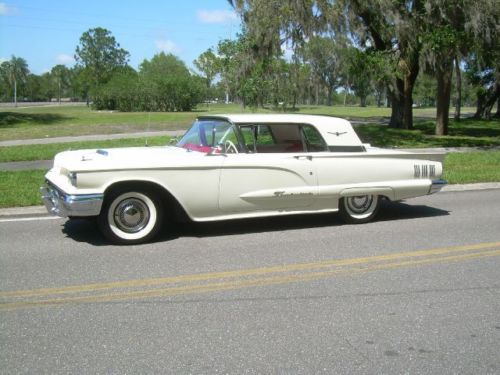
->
[0,206,49,218]
[1,183,499,219]
[441,182,500,192]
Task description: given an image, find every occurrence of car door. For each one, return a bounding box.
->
[218,124,317,213]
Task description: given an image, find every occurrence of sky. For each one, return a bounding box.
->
[0,0,241,75]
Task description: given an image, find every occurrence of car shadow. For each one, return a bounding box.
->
[169,200,449,239]
[376,199,450,223]
[62,218,109,246]
[61,200,449,246]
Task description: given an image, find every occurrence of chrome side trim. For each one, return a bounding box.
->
[429,179,448,194]
[40,182,103,217]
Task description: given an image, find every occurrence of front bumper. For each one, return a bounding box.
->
[40,181,104,217]
[429,179,448,194]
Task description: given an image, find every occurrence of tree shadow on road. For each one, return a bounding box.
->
[61,200,449,246]
[0,112,70,128]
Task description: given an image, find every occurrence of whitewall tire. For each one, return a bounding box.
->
[339,195,380,224]
[98,190,163,244]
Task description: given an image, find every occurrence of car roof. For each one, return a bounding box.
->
[199,113,345,125]
[197,114,363,147]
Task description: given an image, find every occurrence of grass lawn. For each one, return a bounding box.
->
[0,103,476,141]
[355,118,500,148]
[1,151,498,208]
[0,136,170,163]
[0,170,47,208]
[0,105,194,141]
[444,152,500,184]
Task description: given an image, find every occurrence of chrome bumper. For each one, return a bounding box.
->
[40,182,103,217]
[429,179,448,194]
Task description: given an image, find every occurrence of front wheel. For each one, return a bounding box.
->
[339,195,380,224]
[98,189,163,245]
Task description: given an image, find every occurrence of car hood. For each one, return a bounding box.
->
[53,146,207,172]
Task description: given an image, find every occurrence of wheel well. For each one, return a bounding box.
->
[103,180,190,222]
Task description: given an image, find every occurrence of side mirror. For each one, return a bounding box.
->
[206,144,226,156]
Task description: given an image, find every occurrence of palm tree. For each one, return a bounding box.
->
[3,56,29,107]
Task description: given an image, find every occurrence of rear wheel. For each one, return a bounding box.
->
[98,189,163,245]
[339,195,380,224]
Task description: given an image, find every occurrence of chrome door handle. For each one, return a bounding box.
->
[294,155,312,161]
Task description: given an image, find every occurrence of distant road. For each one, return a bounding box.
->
[0,102,87,108]
[0,130,183,147]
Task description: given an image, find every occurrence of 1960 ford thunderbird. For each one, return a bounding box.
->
[41,114,447,244]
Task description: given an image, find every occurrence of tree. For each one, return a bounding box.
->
[302,36,345,106]
[25,74,45,101]
[466,51,500,119]
[40,72,56,102]
[462,0,500,120]
[413,73,437,107]
[216,38,240,104]
[339,0,425,129]
[74,27,130,96]
[0,56,29,106]
[93,66,138,111]
[51,65,71,104]
[418,0,495,134]
[139,53,204,111]
[91,53,204,112]
[193,49,220,89]
[70,66,91,103]
[216,34,271,107]
[229,0,422,129]
[140,52,190,80]
[0,75,9,101]
[421,24,460,135]
[343,48,388,107]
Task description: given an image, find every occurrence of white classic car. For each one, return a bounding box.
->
[41,114,447,244]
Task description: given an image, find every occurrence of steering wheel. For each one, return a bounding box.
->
[224,140,239,154]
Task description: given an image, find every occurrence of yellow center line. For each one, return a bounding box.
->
[1,247,499,311]
[1,241,499,299]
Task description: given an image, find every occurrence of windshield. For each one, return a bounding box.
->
[177,119,240,153]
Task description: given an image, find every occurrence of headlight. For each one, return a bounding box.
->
[69,172,77,187]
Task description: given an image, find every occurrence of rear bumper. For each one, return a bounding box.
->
[40,181,103,217]
[429,179,447,194]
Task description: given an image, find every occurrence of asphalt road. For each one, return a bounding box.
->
[1,189,499,374]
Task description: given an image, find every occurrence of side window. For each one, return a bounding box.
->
[268,124,304,152]
[238,124,326,153]
[255,125,275,146]
[301,125,327,152]
[239,126,255,152]
[239,125,276,152]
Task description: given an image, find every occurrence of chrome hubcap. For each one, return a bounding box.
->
[114,198,150,233]
[346,195,374,214]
